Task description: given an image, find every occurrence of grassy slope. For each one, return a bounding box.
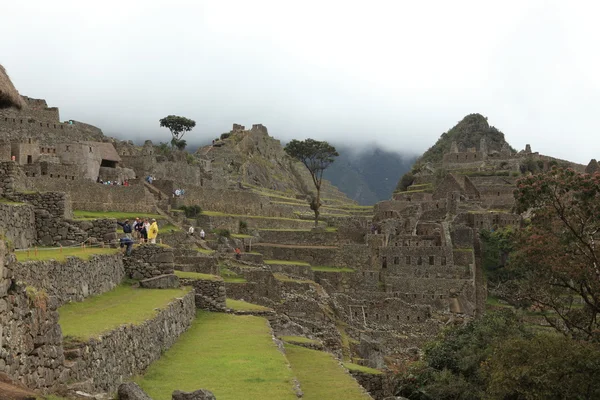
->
[311,266,355,272]
[226,299,272,312]
[59,285,190,340]
[174,270,221,281]
[136,312,296,400]
[284,344,370,400]
[15,247,119,262]
[265,259,310,266]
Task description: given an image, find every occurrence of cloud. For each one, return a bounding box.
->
[1,0,598,163]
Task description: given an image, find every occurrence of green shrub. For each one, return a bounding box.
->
[213,228,231,238]
[396,172,415,192]
[179,205,202,218]
[220,133,231,140]
[238,220,248,233]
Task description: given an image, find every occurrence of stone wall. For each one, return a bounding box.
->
[23,177,156,213]
[197,214,323,231]
[12,254,124,306]
[66,289,195,393]
[258,229,342,246]
[0,114,104,144]
[350,371,397,400]
[180,277,226,311]
[124,244,175,280]
[0,241,67,392]
[70,218,118,244]
[0,202,36,248]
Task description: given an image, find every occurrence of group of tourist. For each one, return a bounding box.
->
[97,177,130,186]
[117,218,159,256]
[188,225,205,239]
[146,175,156,184]
[173,188,185,197]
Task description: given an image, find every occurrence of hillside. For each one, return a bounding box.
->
[418,113,513,165]
[325,146,415,205]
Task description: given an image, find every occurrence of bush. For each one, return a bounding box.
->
[213,228,231,238]
[179,205,202,218]
[238,220,248,234]
[220,133,231,140]
[396,172,415,192]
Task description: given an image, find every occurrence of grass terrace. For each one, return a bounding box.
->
[15,247,119,263]
[343,362,382,375]
[226,299,272,312]
[197,248,216,255]
[280,336,320,345]
[59,284,190,341]
[311,266,355,273]
[284,344,371,400]
[174,270,221,281]
[0,198,25,205]
[257,227,338,233]
[136,312,297,400]
[220,267,247,283]
[73,210,164,221]
[231,233,253,239]
[265,259,310,266]
[160,223,182,234]
[201,210,318,224]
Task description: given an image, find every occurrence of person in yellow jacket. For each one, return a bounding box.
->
[148,218,159,244]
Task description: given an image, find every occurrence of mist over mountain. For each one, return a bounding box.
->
[324,145,416,205]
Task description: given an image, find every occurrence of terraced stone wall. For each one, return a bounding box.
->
[124,244,175,280]
[197,214,324,231]
[0,241,67,392]
[0,202,36,249]
[350,371,397,400]
[70,218,118,244]
[66,289,195,393]
[258,230,341,246]
[12,254,124,306]
[180,277,226,311]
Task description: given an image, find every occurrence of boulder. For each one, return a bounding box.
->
[140,274,180,289]
[118,382,152,400]
[172,389,216,400]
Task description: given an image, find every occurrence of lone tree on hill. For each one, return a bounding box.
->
[284,139,339,227]
[159,115,196,149]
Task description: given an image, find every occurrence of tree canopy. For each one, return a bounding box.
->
[159,115,196,148]
[284,139,338,226]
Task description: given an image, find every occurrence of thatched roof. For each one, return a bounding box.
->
[0,65,25,109]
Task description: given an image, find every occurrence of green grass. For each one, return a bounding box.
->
[265,259,310,266]
[220,267,248,283]
[197,248,215,255]
[281,336,320,345]
[226,299,272,312]
[59,285,190,341]
[311,266,355,273]
[73,210,164,221]
[231,233,253,239]
[284,344,370,400]
[175,270,221,281]
[136,312,297,400]
[0,198,25,205]
[343,362,382,375]
[15,247,119,262]
[160,223,182,233]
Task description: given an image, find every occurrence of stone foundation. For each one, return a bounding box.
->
[124,245,175,280]
[180,277,226,312]
[12,254,124,306]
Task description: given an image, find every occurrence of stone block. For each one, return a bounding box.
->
[172,389,216,400]
[140,274,180,289]
[118,382,152,400]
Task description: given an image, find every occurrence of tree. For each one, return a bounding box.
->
[159,115,196,148]
[510,167,600,340]
[284,139,339,226]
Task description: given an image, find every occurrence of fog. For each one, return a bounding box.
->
[1,0,599,163]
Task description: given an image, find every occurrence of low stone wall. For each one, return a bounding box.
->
[257,229,341,246]
[180,277,226,311]
[66,289,195,393]
[12,254,124,306]
[266,263,314,279]
[124,245,175,280]
[0,202,36,249]
[70,218,117,244]
[197,214,325,232]
[253,244,339,266]
[349,370,397,400]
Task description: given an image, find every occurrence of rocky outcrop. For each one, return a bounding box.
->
[118,382,152,400]
[172,389,216,400]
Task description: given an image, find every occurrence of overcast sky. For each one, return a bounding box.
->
[1,1,599,163]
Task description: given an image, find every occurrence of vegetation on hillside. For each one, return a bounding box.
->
[159,115,196,149]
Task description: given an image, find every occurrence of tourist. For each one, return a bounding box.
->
[188,225,195,236]
[117,219,133,239]
[148,218,159,244]
[235,247,242,260]
[141,219,150,242]
[200,229,205,240]
[119,236,134,256]
[132,218,141,238]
